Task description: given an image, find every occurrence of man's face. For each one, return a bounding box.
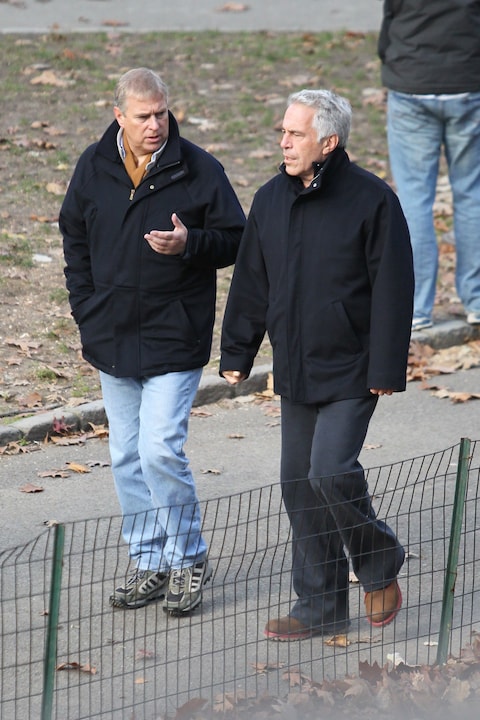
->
[280,102,331,186]
[114,94,169,158]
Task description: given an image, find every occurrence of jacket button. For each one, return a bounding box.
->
[149,185,155,190]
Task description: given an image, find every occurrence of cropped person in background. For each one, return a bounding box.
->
[379,0,480,331]
[60,67,245,614]
[220,89,414,640]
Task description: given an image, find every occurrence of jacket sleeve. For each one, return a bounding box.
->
[59,154,94,322]
[181,160,246,269]
[220,207,268,378]
[366,189,414,391]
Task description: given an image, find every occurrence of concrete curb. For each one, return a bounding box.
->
[2,318,479,446]
[410,318,480,350]
[0,364,273,445]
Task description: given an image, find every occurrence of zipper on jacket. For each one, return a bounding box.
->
[129,188,135,201]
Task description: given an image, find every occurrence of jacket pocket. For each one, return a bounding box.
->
[307,300,363,361]
[141,296,200,360]
[76,289,115,367]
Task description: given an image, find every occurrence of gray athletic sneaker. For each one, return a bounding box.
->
[109,569,169,609]
[163,560,212,615]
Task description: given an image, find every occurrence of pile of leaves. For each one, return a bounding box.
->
[171,634,480,719]
[408,340,480,403]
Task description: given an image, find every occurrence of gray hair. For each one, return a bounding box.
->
[114,67,169,113]
[287,89,352,148]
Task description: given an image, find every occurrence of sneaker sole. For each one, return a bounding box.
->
[164,567,213,616]
[264,624,348,642]
[264,628,315,641]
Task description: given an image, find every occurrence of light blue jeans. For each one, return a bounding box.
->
[387,90,480,322]
[99,369,207,572]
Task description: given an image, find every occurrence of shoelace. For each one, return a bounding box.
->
[170,569,186,590]
[126,570,147,587]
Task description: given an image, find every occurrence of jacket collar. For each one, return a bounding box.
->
[280,146,349,191]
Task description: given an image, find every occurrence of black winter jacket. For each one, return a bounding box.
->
[220,148,414,404]
[60,113,245,377]
[379,0,480,94]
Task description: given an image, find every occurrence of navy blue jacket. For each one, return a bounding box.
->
[220,148,414,404]
[60,113,245,377]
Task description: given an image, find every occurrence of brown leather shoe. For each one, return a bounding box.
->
[264,615,316,641]
[364,580,402,627]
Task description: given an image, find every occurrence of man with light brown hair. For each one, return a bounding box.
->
[61,67,245,615]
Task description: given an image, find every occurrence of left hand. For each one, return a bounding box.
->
[144,212,187,255]
[370,388,394,396]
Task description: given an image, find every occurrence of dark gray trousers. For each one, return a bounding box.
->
[280,395,405,632]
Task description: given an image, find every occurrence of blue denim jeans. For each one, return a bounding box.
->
[387,90,480,322]
[99,369,207,572]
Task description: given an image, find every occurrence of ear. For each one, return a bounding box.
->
[322,134,340,155]
[113,105,124,127]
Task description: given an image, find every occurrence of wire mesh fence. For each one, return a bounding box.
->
[1,440,479,719]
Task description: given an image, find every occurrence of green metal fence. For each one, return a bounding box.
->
[1,439,479,719]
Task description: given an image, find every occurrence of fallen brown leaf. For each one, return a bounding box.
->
[30,70,73,87]
[18,391,43,408]
[190,407,212,417]
[217,2,250,12]
[86,460,110,468]
[101,19,130,27]
[56,661,97,675]
[282,668,311,687]
[324,633,350,647]
[6,338,42,355]
[0,441,37,455]
[46,182,66,196]
[48,435,87,446]
[65,462,91,474]
[430,387,480,403]
[174,697,209,718]
[20,482,44,493]
[37,470,70,478]
[87,422,109,438]
[135,648,156,660]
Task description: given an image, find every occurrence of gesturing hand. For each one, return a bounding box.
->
[144,212,187,255]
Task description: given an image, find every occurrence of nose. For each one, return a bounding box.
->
[280,132,290,149]
[149,113,160,130]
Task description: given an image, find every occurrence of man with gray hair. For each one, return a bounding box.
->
[220,89,414,640]
[60,67,245,615]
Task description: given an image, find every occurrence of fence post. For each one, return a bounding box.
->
[41,523,65,720]
[436,437,471,666]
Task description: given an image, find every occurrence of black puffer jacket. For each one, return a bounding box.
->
[220,148,414,404]
[60,113,245,377]
[379,0,480,94]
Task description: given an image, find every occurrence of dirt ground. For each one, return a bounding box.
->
[0,30,460,421]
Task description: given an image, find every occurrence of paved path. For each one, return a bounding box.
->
[0,0,383,33]
[2,363,480,549]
